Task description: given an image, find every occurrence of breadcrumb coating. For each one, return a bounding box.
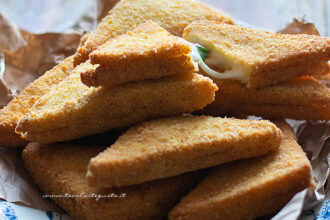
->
[81,21,197,87]
[16,69,217,143]
[183,21,330,88]
[0,56,74,147]
[73,0,233,65]
[217,104,330,121]
[87,115,282,188]
[22,142,205,220]
[169,122,313,220]
[78,32,90,47]
[201,76,330,120]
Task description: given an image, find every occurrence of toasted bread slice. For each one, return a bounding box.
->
[0,56,74,147]
[183,21,330,88]
[81,21,197,87]
[87,116,282,188]
[22,142,205,220]
[201,76,330,120]
[15,62,217,143]
[73,0,233,66]
[169,122,313,220]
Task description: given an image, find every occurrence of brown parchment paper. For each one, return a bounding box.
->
[0,1,328,219]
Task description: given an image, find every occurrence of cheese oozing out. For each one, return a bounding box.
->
[179,38,248,83]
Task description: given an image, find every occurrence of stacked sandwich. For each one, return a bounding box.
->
[0,0,329,219]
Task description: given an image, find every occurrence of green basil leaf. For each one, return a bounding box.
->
[195,44,210,61]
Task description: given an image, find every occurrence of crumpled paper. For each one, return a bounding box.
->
[0,1,329,219]
[0,148,61,212]
[0,0,101,108]
[279,18,321,36]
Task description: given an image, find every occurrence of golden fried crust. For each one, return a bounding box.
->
[183,21,330,88]
[22,142,205,220]
[78,32,90,47]
[214,104,330,121]
[15,70,217,143]
[0,56,74,147]
[201,76,330,120]
[89,21,192,66]
[169,122,313,220]
[87,116,282,188]
[211,76,330,106]
[81,21,197,87]
[73,0,233,66]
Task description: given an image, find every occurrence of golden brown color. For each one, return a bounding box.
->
[87,116,282,188]
[211,104,330,121]
[183,21,330,88]
[202,76,330,120]
[73,0,233,65]
[0,56,74,147]
[317,69,330,87]
[79,32,90,47]
[169,122,313,220]
[22,142,205,220]
[81,21,197,87]
[16,68,217,143]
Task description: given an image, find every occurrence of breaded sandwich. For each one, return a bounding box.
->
[169,122,313,220]
[202,76,330,120]
[15,62,217,143]
[0,56,74,147]
[87,116,282,188]
[81,21,197,87]
[74,0,233,66]
[183,21,330,88]
[22,142,205,220]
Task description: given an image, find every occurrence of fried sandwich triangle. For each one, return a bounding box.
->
[87,115,282,189]
[183,21,330,88]
[16,66,217,143]
[81,21,197,87]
